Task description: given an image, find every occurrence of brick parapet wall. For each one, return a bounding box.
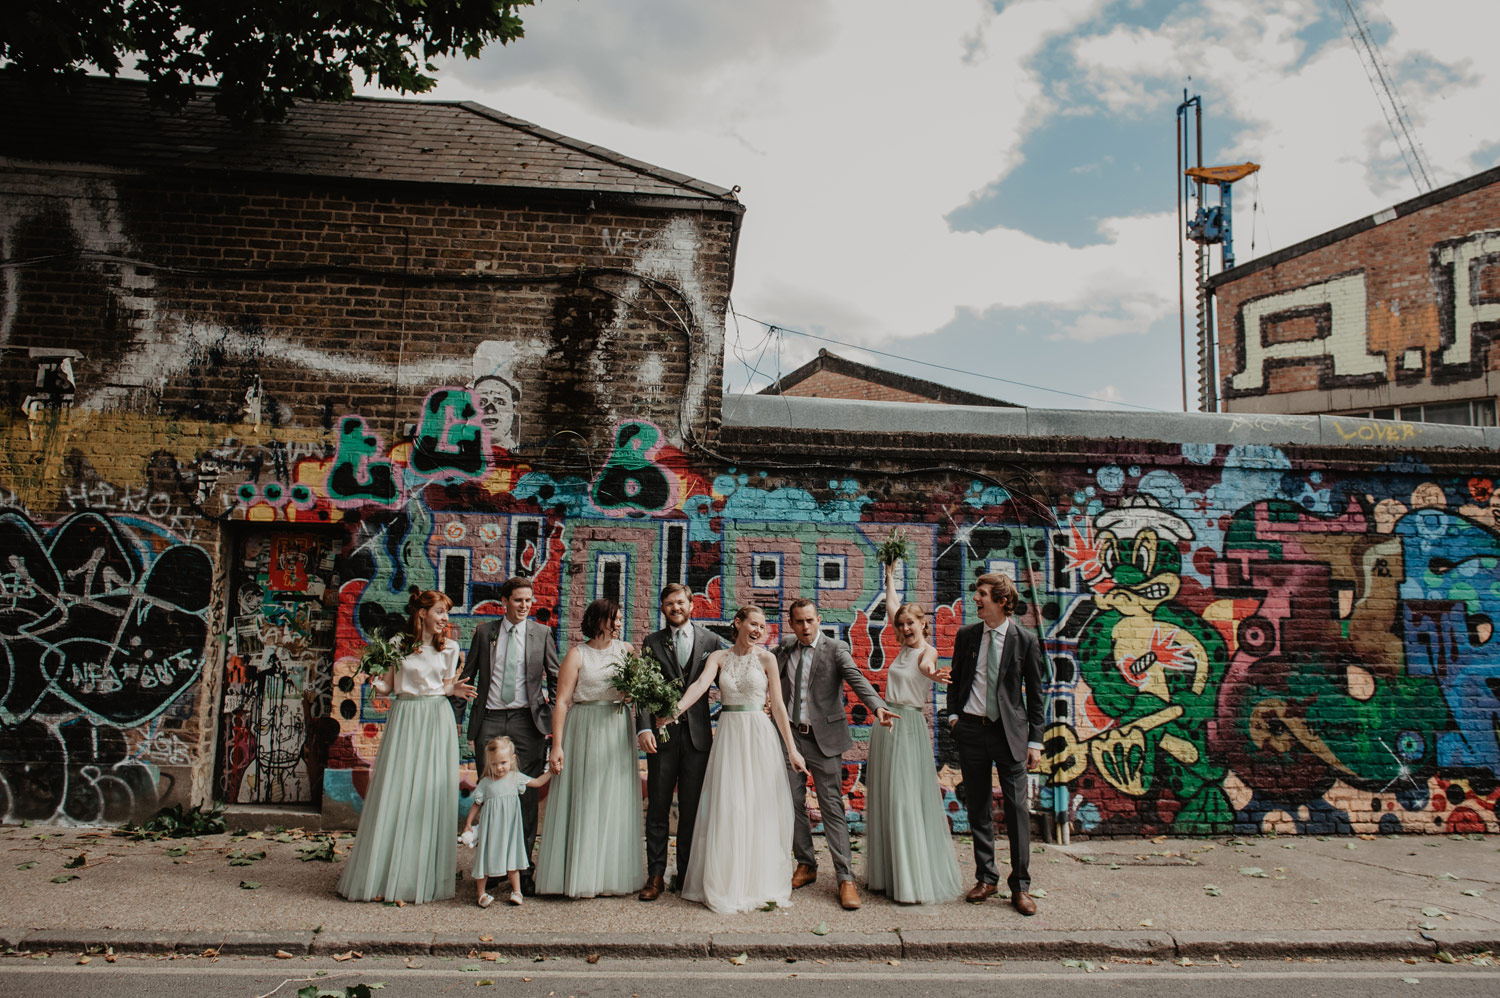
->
[1213,175,1500,414]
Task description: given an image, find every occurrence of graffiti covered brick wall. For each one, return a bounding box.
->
[1213,167,1500,419]
[266,396,1500,837]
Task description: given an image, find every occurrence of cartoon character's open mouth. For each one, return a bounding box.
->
[1130,582,1171,601]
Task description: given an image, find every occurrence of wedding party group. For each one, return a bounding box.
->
[336,566,1046,917]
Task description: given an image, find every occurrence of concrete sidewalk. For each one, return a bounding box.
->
[3,823,1498,961]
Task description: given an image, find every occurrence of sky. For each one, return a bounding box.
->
[398,0,1500,413]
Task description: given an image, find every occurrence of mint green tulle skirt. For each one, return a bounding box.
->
[864,703,963,904]
[533,701,645,897]
[336,694,458,904]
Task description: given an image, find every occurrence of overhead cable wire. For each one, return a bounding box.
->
[730,310,1166,412]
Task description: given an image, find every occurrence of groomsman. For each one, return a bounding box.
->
[778,599,898,910]
[458,576,559,889]
[945,572,1046,915]
[636,583,727,901]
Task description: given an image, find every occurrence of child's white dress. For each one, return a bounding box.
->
[471,771,531,878]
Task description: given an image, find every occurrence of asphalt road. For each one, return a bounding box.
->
[0,955,1494,998]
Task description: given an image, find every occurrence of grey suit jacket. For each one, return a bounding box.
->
[776,634,887,758]
[637,624,727,752]
[945,619,1046,763]
[459,617,560,743]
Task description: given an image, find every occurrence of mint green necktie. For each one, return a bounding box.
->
[676,629,691,670]
[792,646,810,724]
[985,627,1001,721]
[499,624,521,703]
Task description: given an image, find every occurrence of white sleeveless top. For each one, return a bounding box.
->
[885,645,932,708]
[572,639,628,703]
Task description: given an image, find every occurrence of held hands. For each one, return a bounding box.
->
[549,746,565,775]
[637,730,658,754]
[874,706,900,728]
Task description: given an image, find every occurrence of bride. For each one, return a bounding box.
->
[669,605,809,913]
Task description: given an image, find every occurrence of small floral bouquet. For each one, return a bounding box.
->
[360,630,407,678]
[876,529,909,567]
[611,650,685,743]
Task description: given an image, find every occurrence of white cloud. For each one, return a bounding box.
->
[390,0,1498,411]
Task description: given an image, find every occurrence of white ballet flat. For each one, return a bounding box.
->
[508,892,524,906]
[477,893,494,908]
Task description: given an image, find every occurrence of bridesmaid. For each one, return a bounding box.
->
[338,589,477,903]
[863,560,964,904]
[534,597,646,897]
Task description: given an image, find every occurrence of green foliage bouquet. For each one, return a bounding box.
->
[612,650,685,743]
[359,630,408,678]
[876,529,909,567]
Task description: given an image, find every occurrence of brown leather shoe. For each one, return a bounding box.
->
[839,881,862,910]
[965,881,999,903]
[791,864,817,889]
[638,874,665,902]
[1011,890,1037,916]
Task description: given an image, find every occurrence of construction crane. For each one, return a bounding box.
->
[1176,92,1259,413]
[1336,0,1434,193]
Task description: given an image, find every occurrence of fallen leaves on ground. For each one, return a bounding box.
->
[51,874,79,884]
[275,949,294,959]
[811,922,829,936]
[728,952,748,966]
[239,880,261,890]
[331,950,362,962]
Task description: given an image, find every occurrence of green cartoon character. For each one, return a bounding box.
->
[1060,495,1233,833]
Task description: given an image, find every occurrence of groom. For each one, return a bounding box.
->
[636,582,726,901]
[778,598,898,910]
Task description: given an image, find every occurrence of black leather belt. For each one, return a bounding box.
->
[794,722,813,735]
[961,712,996,726]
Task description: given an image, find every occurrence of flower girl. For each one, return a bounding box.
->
[462,736,553,907]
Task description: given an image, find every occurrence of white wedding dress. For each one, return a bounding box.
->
[679,648,795,913]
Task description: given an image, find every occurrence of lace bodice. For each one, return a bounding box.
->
[572,639,628,703]
[718,648,768,708]
[886,645,933,708]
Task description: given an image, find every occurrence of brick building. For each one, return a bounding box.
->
[1210,164,1500,425]
[2,79,1498,839]
[759,348,1016,406]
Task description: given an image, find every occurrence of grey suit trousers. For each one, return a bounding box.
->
[787,732,855,882]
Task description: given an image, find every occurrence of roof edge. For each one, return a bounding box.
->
[458,101,739,203]
[1208,161,1500,289]
[759,348,1015,407]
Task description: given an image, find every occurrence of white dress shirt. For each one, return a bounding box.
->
[963,619,1010,718]
[486,618,530,710]
[792,633,821,725]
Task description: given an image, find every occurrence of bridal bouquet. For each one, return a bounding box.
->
[359,630,407,678]
[611,650,684,743]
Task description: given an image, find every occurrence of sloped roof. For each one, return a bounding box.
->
[759,349,1017,407]
[0,76,739,204]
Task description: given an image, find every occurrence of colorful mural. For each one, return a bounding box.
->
[5,391,1499,837]
[219,395,1500,837]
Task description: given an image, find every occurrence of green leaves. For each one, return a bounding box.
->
[239,880,262,890]
[360,630,407,678]
[122,803,225,841]
[228,849,266,867]
[16,861,37,871]
[63,853,87,869]
[1,1,539,123]
[811,922,829,936]
[875,530,909,567]
[50,873,79,884]
[299,838,338,862]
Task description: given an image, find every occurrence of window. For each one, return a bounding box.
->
[1351,398,1496,426]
